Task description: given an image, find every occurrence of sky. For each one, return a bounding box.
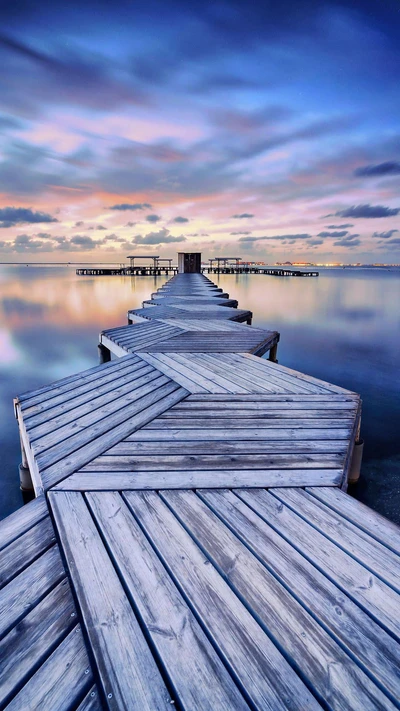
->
[0,0,399,264]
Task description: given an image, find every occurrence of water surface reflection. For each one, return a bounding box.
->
[1,266,399,522]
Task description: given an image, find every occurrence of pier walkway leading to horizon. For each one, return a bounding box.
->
[1,272,400,710]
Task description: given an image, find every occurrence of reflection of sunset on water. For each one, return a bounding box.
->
[0,268,168,329]
[0,265,399,522]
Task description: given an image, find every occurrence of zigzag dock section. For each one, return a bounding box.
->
[1,266,400,710]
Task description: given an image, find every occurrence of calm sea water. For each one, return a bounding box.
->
[1,265,399,522]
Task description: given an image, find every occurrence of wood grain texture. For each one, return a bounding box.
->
[0,580,76,707]
[40,382,189,490]
[0,546,66,638]
[4,626,93,711]
[0,515,56,589]
[306,487,400,556]
[236,489,400,641]
[0,497,48,552]
[124,490,321,711]
[200,488,400,706]
[54,468,342,490]
[272,488,400,593]
[49,491,172,710]
[86,491,249,711]
[162,489,397,711]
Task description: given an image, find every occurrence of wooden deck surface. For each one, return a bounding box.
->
[2,271,400,710]
[101,319,279,357]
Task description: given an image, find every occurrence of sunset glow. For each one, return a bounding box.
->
[0,0,399,263]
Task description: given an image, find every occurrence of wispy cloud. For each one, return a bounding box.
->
[110,203,152,211]
[372,229,399,239]
[354,161,400,177]
[318,231,348,238]
[239,233,311,243]
[132,228,186,245]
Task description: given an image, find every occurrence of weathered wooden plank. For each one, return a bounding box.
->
[0,497,48,552]
[127,427,352,441]
[22,359,148,421]
[32,373,170,455]
[99,334,129,357]
[158,352,252,393]
[217,353,330,395]
[4,625,93,711]
[273,488,400,593]
[0,580,76,707]
[185,393,359,402]
[136,353,228,393]
[199,488,400,705]
[164,404,358,415]
[40,383,189,490]
[49,491,172,710]
[55,469,342,490]
[75,686,103,711]
[0,516,56,589]
[23,360,148,429]
[82,452,346,471]
[0,546,66,638]
[16,353,136,403]
[19,355,138,411]
[144,417,354,428]
[124,490,321,711]
[243,353,355,395]
[163,489,397,711]
[306,487,400,556]
[184,352,280,393]
[106,440,348,455]
[28,366,157,441]
[236,489,400,640]
[87,492,250,711]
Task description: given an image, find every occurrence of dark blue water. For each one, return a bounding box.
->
[1,266,399,522]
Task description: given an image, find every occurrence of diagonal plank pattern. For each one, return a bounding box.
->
[101,319,279,357]
[4,269,400,710]
[0,497,102,710]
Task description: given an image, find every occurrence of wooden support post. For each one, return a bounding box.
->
[246,317,252,325]
[268,343,278,363]
[98,343,111,364]
[19,432,33,493]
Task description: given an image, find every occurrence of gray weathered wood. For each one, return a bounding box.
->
[0,580,76,707]
[199,488,400,705]
[49,491,172,710]
[124,490,321,711]
[0,516,56,589]
[82,452,345,471]
[4,626,93,711]
[0,497,48,552]
[306,487,400,556]
[236,489,400,640]
[273,488,400,593]
[40,382,189,490]
[162,489,397,711]
[87,491,250,711]
[0,546,66,638]
[75,686,103,711]
[54,468,343,490]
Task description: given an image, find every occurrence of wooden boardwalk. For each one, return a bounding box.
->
[1,272,400,710]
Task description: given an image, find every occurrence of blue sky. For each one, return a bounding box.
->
[0,0,399,263]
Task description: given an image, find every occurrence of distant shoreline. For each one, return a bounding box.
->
[1,262,400,268]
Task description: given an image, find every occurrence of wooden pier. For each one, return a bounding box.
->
[1,266,400,710]
[76,266,179,276]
